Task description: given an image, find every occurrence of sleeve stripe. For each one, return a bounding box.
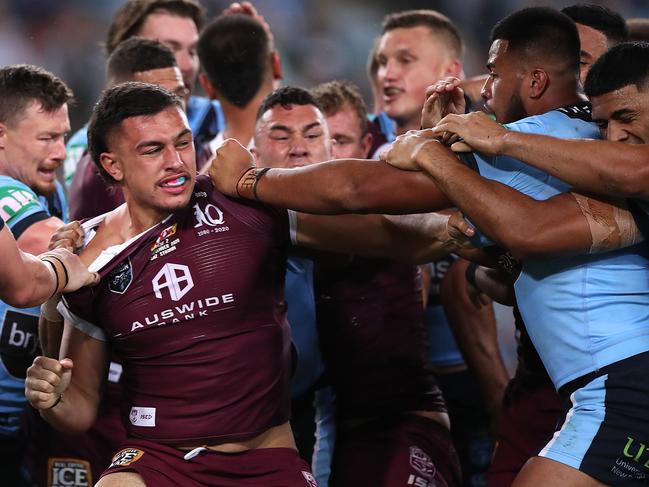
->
[57,299,107,342]
[10,211,49,239]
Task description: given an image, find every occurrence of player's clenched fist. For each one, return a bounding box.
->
[25,356,73,410]
[208,138,257,198]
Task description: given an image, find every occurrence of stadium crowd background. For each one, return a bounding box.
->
[1,0,646,132]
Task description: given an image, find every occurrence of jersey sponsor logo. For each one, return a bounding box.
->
[193,202,230,236]
[108,259,133,294]
[0,309,40,378]
[130,293,235,332]
[109,448,144,468]
[48,458,92,487]
[409,446,436,478]
[406,474,435,487]
[151,224,180,261]
[301,471,318,487]
[129,406,156,427]
[152,263,194,301]
[0,185,41,223]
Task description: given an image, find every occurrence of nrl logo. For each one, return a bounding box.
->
[151,223,177,252]
[108,258,133,294]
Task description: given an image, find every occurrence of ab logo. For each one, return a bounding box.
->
[152,263,194,301]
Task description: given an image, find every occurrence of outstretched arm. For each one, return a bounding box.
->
[209,139,451,214]
[433,111,649,199]
[388,135,642,259]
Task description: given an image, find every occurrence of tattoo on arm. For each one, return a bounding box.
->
[237,167,271,201]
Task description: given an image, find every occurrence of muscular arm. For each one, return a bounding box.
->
[433,112,649,198]
[28,323,108,434]
[413,141,642,260]
[294,211,470,264]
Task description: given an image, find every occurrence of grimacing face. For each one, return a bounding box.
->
[253,104,332,168]
[0,101,69,196]
[591,84,649,144]
[100,105,196,220]
[137,11,199,97]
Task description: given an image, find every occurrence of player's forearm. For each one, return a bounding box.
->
[247,159,450,215]
[40,385,100,434]
[501,131,649,198]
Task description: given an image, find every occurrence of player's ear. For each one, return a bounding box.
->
[528,68,549,99]
[100,152,124,183]
[0,122,7,150]
[270,51,283,82]
[199,72,218,100]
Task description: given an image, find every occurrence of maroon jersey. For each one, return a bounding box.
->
[68,151,125,221]
[61,176,291,444]
[315,257,445,420]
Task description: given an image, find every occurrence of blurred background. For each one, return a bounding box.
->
[1,0,647,131]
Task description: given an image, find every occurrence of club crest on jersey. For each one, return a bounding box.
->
[108,259,133,294]
[48,458,92,487]
[109,448,144,468]
[193,202,230,237]
[150,223,180,261]
[409,446,436,478]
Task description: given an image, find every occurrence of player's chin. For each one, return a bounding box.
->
[35,181,57,197]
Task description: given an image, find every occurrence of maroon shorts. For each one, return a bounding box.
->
[101,438,318,486]
[486,382,562,487]
[330,414,462,487]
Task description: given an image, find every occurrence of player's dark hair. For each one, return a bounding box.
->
[312,80,369,136]
[198,14,270,108]
[0,65,73,125]
[585,42,649,97]
[627,19,649,43]
[382,10,463,58]
[107,37,177,83]
[562,4,628,46]
[88,82,184,183]
[106,0,204,55]
[491,7,580,75]
[256,86,320,121]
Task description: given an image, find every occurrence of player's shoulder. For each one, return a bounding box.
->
[506,103,598,139]
[0,176,46,224]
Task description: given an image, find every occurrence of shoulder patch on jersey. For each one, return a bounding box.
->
[556,102,592,122]
[48,458,92,487]
[0,184,42,223]
[302,471,318,487]
[109,448,144,468]
[108,258,133,294]
[410,446,437,478]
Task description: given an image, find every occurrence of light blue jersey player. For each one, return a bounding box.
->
[0,176,67,437]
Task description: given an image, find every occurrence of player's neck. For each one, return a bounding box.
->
[395,117,420,136]
[124,204,170,237]
[219,88,272,146]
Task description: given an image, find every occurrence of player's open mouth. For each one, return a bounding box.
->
[383,87,402,102]
[161,175,187,188]
[38,168,56,181]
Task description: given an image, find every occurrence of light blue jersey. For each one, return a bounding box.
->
[0,176,66,437]
[470,105,649,389]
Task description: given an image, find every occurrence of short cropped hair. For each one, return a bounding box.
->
[106,0,204,55]
[198,14,270,108]
[107,37,177,83]
[256,86,320,121]
[312,80,369,136]
[627,19,649,43]
[382,10,463,58]
[88,82,183,182]
[491,7,580,74]
[562,4,628,46]
[585,42,649,98]
[0,64,73,126]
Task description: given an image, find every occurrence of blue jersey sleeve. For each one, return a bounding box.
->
[0,177,50,239]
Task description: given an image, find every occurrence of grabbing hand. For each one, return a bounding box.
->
[421,77,465,129]
[25,357,73,410]
[48,221,84,252]
[208,138,257,198]
[432,111,507,156]
[40,248,99,293]
[446,211,475,249]
[380,129,438,171]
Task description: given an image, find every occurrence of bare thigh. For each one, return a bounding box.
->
[513,457,607,487]
[95,472,147,487]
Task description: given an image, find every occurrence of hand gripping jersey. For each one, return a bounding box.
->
[0,176,66,437]
[464,104,649,389]
[60,176,293,444]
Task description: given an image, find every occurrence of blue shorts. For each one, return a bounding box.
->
[539,351,649,486]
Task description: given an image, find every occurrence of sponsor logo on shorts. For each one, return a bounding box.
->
[129,406,156,427]
[109,448,145,468]
[301,471,318,487]
[193,202,229,236]
[409,446,436,477]
[611,436,649,481]
[108,259,133,294]
[151,223,180,261]
[48,458,92,487]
